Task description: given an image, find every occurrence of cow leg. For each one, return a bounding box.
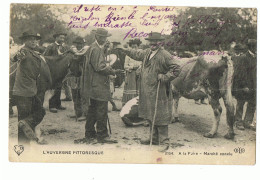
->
[171,94,180,123]
[204,98,222,138]
[223,95,235,140]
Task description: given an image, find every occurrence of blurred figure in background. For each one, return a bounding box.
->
[122,39,142,106]
[43,31,69,113]
[67,36,90,121]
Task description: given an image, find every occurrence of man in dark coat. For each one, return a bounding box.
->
[78,28,124,144]
[119,32,180,152]
[233,40,256,130]
[12,31,47,145]
[67,36,89,121]
[43,31,68,113]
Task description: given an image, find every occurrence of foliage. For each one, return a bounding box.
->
[166,7,257,53]
[10,4,77,45]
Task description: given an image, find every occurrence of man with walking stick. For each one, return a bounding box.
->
[76,28,124,144]
[118,32,180,152]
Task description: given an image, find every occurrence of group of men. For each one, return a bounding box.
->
[10,27,256,152]
[11,28,180,151]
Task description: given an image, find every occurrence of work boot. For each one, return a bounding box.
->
[143,121,150,127]
[49,108,58,113]
[235,121,245,130]
[140,138,159,145]
[68,114,76,118]
[244,122,256,131]
[158,144,169,152]
[77,116,87,121]
[112,106,120,111]
[201,99,207,105]
[18,120,38,142]
[61,98,72,101]
[98,137,118,144]
[110,101,120,111]
[74,137,97,144]
[195,100,201,105]
[56,106,66,110]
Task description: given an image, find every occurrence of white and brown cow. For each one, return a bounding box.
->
[171,52,235,139]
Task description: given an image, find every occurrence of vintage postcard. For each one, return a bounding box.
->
[9,3,256,164]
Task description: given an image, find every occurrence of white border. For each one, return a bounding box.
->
[1,0,259,180]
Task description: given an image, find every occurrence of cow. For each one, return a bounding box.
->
[171,53,236,139]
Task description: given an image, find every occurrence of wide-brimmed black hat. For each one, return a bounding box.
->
[95,28,111,37]
[111,41,121,45]
[128,38,142,46]
[234,43,247,51]
[247,39,256,46]
[145,32,165,41]
[73,36,85,44]
[53,31,67,38]
[19,31,41,40]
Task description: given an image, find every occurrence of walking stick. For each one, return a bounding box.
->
[107,115,112,135]
[150,80,161,147]
[75,78,79,122]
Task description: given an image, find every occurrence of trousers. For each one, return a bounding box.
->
[148,120,169,145]
[71,89,83,117]
[49,86,62,109]
[14,95,45,144]
[85,98,109,140]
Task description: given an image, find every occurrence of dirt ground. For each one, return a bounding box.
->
[9,85,256,151]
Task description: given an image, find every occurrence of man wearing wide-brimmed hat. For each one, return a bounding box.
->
[122,38,142,106]
[67,36,90,121]
[78,28,124,144]
[118,32,180,152]
[12,31,47,145]
[233,39,256,131]
[43,31,69,113]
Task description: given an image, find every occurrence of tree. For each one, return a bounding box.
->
[166,7,257,54]
[10,4,78,45]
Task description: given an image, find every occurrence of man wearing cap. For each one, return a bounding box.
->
[79,28,124,144]
[118,32,180,152]
[12,31,49,144]
[43,31,69,113]
[67,36,89,121]
[233,39,256,130]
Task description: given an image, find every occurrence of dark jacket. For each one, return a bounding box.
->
[12,47,42,97]
[81,42,116,104]
[43,42,68,56]
[125,47,180,125]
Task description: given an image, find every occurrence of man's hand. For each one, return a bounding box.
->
[15,49,27,61]
[114,69,125,75]
[158,74,167,82]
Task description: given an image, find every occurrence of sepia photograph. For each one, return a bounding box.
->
[8,3,256,164]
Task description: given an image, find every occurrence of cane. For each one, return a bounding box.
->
[107,115,112,135]
[150,80,161,147]
[75,78,79,122]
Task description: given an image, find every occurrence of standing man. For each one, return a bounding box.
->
[43,31,68,113]
[12,31,47,145]
[78,28,124,144]
[119,32,180,152]
[233,40,256,130]
[68,36,90,121]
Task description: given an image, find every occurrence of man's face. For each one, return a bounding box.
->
[95,35,107,46]
[75,43,84,50]
[131,44,138,49]
[24,37,38,49]
[149,40,162,51]
[249,44,256,54]
[56,35,66,44]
